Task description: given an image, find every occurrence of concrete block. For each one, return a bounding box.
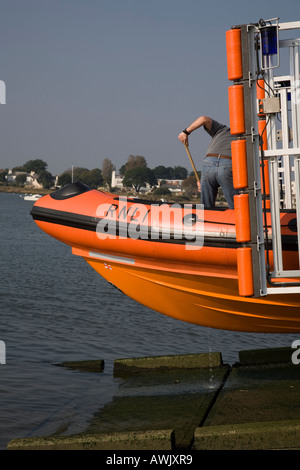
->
[114,352,222,376]
[56,359,104,373]
[238,347,293,365]
[7,429,174,451]
[194,420,300,450]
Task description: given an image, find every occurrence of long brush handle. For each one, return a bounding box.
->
[184,143,200,182]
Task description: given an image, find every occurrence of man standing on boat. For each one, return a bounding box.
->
[178,116,239,209]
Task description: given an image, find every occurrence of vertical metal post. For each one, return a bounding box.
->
[269,154,284,275]
[290,43,300,268]
[290,45,300,148]
[279,88,292,208]
[240,24,267,296]
[263,48,285,278]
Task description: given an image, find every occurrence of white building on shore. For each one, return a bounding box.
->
[111,170,124,189]
[111,170,184,193]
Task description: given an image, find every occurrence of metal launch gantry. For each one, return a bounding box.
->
[226,18,300,297]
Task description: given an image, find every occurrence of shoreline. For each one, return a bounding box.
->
[0,184,227,206]
[0,185,52,195]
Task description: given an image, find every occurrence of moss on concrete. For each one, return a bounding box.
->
[86,367,229,449]
[114,352,222,376]
[194,419,300,450]
[7,429,174,451]
[204,362,300,427]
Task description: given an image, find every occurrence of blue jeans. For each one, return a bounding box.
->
[201,156,239,209]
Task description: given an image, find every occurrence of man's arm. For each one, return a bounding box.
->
[178,116,212,145]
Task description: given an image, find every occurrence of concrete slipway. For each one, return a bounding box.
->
[7,347,300,450]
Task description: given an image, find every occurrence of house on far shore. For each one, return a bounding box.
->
[157,178,183,194]
[6,170,44,189]
[111,170,184,194]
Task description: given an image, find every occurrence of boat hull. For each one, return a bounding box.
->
[80,253,300,333]
[31,183,300,333]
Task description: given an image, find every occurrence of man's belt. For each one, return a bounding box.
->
[205,153,231,160]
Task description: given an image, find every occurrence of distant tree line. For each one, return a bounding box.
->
[1,155,198,195]
[118,155,190,193]
[57,167,103,189]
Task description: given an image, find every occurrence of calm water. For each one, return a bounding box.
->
[0,192,297,449]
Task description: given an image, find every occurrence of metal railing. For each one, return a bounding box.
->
[239,19,300,295]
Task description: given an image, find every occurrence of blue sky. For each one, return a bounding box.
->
[0,0,299,176]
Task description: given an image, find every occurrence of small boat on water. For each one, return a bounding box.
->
[30,182,300,333]
[24,194,42,201]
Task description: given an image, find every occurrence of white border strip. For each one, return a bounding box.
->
[267,286,300,294]
[89,251,135,265]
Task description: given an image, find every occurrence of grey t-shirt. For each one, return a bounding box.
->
[204,119,234,157]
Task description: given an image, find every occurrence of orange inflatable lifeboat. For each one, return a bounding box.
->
[31,182,300,333]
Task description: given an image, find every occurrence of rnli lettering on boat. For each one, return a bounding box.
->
[95,196,205,249]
